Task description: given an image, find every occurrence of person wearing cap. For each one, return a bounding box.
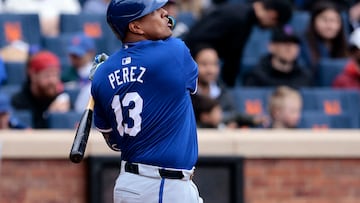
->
[61,33,96,112]
[243,25,313,88]
[62,33,96,85]
[333,27,360,90]
[11,51,70,128]
[184,0,293,87]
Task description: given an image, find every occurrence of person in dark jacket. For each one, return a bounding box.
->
[184,0,293,87]
[244,26,313,89]
[11,51,70,128]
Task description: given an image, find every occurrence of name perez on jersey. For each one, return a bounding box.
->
[108,66,146,89]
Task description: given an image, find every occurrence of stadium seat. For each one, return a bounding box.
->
[0,14,41,47]
[0,84,21,98]
[299,111,356,129]
[317,58,349,86]
[300,88,360,128]
[230,87,272,115]
[12,110,33,128]
[47,111,82,129]
[41,35,72,67]
[289,11,310,35]
[59,14,121,54]
[300,88,359,113]
[64,86,81,110]
[4,62,26,85]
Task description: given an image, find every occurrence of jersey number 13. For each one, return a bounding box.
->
[111,92,143,137]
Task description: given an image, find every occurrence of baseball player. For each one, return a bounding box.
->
[90,0,202,202]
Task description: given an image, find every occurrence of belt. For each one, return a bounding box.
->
[123,162,193,180]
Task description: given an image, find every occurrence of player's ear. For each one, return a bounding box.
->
[128,21,145,35]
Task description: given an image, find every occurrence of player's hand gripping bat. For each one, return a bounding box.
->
[69,53,109,163]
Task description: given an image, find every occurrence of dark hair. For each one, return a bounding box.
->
[191,94,220,123]
[261,0,293,25]
[305,1,348,66]
[190,43,216,59]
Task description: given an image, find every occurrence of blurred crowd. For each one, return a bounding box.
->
[0,0,359,130]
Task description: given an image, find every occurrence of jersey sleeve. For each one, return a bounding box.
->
[91,79,113,133]
[183,45,198,94]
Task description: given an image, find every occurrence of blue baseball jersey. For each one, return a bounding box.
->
[91,37,198,170]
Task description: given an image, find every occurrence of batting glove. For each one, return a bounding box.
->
[89,53,109,81]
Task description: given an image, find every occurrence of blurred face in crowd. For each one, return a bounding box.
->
[29,66,62,99]
[269,42,300,72]
[200,105,223,128]
[314,9,342,40]
[253,2,279,28]
[272,94,302,128]
[196,48,220,85]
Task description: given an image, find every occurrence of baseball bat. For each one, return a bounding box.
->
[69,96,95,163]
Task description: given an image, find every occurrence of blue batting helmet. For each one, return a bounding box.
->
[107,0,168,40]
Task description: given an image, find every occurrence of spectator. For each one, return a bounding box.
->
[0,93,28,129]
[333,27,360,90]
[3,0,81,36]
[193,44,269,128]
[191,94,226,129]
[268,86,302,128]
[82,0,110,14]
[244,26,313,88]
[11,51,70,128]
[300,1,348,70]
[184,0,293,87]
[62,33,96,112]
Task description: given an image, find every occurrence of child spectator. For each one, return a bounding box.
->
[268,86,303,128]
[244,25,313,88]
[300,1,348,70]
[333,27,360,90]
[11,51,70,128]
[193,44,268,128]
[191,94,227,129]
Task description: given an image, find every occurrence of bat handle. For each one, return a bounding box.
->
[69,96,94,163]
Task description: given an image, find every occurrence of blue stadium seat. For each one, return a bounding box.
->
[300,88,360,128]
[317,58,349,86]
[64,86,81,110]
[4,62,26,85]
[299,111,356,128]
[230,87,272,115]
[48,111,82,129]
[0,84,21,98]
[289,11,310,35]
[12,110,33,128]
[41,35,72,67]
[0,14,41,47]
[59,14,121,54]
